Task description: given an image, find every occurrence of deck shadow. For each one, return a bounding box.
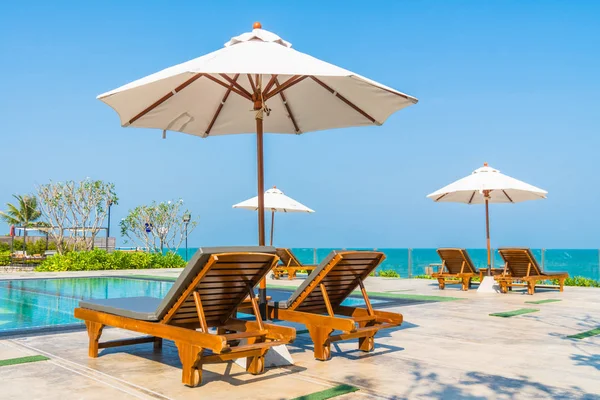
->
[97,339,307,387]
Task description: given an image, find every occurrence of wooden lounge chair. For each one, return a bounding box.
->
[266,250,402,361]
[432,248,478,291]
[74,247,296,387]
[495,248,569,295]
[273,248,317,280]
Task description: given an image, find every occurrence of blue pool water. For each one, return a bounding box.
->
[170,248,600,281]
[0,278,380,334]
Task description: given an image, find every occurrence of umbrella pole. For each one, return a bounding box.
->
[255,94,268,319]
[270,210,275,246]
[485,196,491,276]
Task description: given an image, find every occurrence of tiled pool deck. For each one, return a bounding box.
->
[1,270,599,399]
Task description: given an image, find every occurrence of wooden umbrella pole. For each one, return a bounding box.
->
[256,121,265,246]
[270,210,275,246]
[254,74,268,319]
[485,195,491,276]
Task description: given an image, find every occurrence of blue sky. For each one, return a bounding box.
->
[0,1,598,249]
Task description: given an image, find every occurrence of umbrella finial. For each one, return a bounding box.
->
[253,21,262,29]
[484,162,488,167]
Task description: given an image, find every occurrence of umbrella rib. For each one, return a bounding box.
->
[310,77,377,124]
[274,77,301,134]
[247,74,257,93]
[262,75,278,96]
[204,74,253,101]
[468,191,476,204]
[435,193,448,202]
[264,75,307,100]
[205,73,240,135]
[127,73,204,126]
[219,74,252,99]
[502,190,514,203]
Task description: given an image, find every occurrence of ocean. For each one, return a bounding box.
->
[172,247,600,281]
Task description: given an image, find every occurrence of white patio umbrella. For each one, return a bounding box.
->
[233,186,314,246]
[427,163,547,278]
[98,22,417,310]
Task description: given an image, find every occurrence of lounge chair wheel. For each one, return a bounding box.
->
[184,368,202,387]
[247,355,264,375]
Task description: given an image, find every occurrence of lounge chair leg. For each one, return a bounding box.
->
[153,337,163,351]
[559,278,565,292]
[527,281,536,295]
[358,335,375,352]
[175,342,203,387]
[499,282,508,294]
[437,278,445,290]
[308,326,333,361]
[245,336,266,375]
[85,321,104,358]
[288,270,296,280]
[461,277,470,291]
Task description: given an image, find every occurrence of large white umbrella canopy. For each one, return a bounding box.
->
[233,187,314,245]
[98,25,417,135]
[427,163,547,273]
[98,22,417,309]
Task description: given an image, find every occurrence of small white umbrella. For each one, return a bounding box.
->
[233,187,314,246]
[427,163,547,275]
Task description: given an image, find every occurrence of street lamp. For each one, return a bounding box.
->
[183,214,191,262]
[106,199,113,251]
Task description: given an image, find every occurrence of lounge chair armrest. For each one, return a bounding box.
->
[220,318,296,343]
[269,307,355,332]
[335,305,403,325]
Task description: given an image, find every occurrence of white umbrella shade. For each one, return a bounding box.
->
[427,163,547,273]
[99,22,417,311]
[427,164,547,204]
[233,187,314,245]
[233,187,314,213]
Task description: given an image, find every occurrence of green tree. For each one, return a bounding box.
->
[0,194,42,228]
[120,199,198,253]
[37,179,118,254]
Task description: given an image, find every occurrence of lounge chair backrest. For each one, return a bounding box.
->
[155,246,278,326]
[498,248,542,277]
[437,248,477,274]
[284,251,385,313]
[276,248,302,267]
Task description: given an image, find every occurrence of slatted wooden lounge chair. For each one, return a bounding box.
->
[496,248,569,295]
[432,248,478,291]
[74,247,296,387]
[272,248,317,280]
[265,250,402,361]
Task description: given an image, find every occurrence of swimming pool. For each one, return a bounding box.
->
[0,277,384,335]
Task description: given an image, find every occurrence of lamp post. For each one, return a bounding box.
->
[183,214,191,262]
[106,199,113,250]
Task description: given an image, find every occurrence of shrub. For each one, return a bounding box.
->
[4,239,57,255]
[551,276,600,288]
[0,251,10,266]
[35,250,186,272]
[412,274,435,279]
[378,269,400,278]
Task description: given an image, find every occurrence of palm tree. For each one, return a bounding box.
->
[0,194,42,227]
[1,195,43,253]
